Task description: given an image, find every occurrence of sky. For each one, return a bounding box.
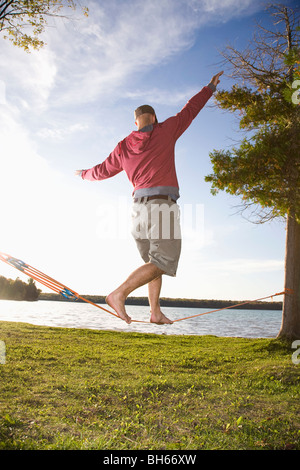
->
[0,0,297,302]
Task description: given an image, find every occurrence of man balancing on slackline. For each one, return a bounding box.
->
[75,71,223,325]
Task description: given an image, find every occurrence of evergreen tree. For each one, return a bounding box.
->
[25,278,41,301]
[0,275,40,300]
[205,4,300,340]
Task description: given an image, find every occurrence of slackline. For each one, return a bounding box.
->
[0,251,292,324]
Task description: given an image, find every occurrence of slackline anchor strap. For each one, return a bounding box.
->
[0,251,293,325]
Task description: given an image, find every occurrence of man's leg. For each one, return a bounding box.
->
[106,262,164,324]
[148,276,173,324]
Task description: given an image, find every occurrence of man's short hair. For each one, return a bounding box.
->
[134,104,158,123]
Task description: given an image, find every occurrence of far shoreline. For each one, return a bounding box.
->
[38,292,282,311]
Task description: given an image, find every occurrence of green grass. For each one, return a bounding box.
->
[0,321,299,450]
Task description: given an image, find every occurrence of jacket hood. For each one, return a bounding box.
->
[124,128,154,155]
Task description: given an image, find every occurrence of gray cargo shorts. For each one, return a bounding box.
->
[131,197,182,277]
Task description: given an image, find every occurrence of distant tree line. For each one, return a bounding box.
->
[39,293,282,310]
[0,276,41,301]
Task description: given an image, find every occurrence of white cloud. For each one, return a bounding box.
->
[42,0,199,107]
[188,0,265,20]
[124,87,200,107]
[1,42,56,111]
[37,122,89,141]
[40,0,267,110]
[1,0,268,114]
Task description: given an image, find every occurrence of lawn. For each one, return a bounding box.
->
[0,321,299,450]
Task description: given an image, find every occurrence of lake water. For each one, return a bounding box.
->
[0,299,282,338]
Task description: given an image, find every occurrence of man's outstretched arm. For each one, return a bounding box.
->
[75,144,123,181]
[170,70,224,140]
[208,71,224,91]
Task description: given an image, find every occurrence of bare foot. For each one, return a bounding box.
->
[106,292,132,324]
[150,310,173,325]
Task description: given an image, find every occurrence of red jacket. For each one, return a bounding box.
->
[81,86,213,194]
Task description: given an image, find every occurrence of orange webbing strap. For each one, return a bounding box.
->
[171,289,293,323]
[76,294,119,318]
[0,251,293,325]
[0,251,119,319]
[131,289,293,324]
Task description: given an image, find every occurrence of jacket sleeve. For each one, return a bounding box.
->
[167,86,214,141]
[81,144,123,181]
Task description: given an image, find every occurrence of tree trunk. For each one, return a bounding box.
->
[277,214,300,341]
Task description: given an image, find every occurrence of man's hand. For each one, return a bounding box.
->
[75,170,83,177]
[209,71,224,88]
